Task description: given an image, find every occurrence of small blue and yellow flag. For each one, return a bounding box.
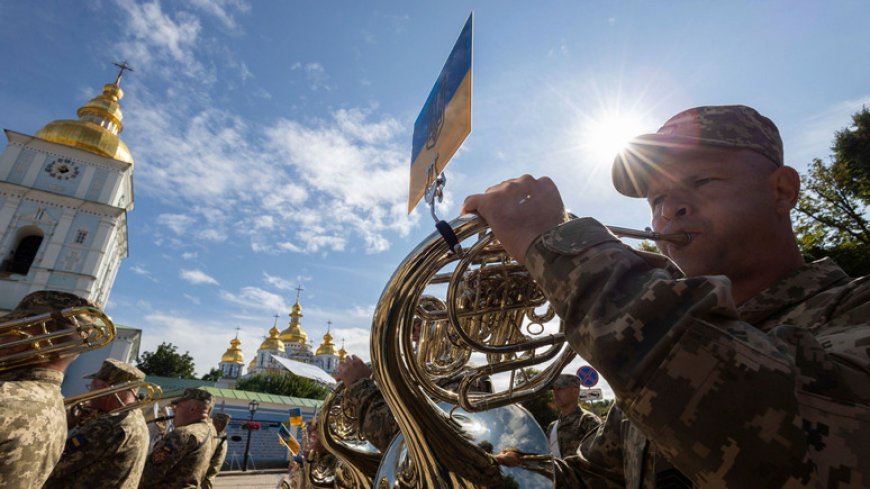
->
[408,12,473,213]
[288,407,303,427]
[278,424,302,455]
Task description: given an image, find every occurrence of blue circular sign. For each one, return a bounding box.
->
[576,365,599,388]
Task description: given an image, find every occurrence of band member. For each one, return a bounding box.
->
[139,388,216,489]
[201,412,231,489]
[44,359,150,489]
[546,374,600,459]
[466,105,870,487]
[0,291,103,489]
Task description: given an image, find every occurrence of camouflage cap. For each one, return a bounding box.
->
[612,105,783,197]
[0,290,96,322]
[84,358,145,385]
[171,387,214,407]
[553,373,582,389]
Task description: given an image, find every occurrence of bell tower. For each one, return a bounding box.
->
[0,63,134,310]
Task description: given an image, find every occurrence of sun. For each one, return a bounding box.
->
[580,111,651,166]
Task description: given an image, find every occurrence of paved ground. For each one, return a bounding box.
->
[213,469,288,488]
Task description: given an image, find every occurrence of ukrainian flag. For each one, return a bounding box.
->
[278,423,302,455]
[408,13,473,213]
[288,407,303,427]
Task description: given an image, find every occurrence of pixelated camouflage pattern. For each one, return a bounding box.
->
[553,373,583,389]
[43,408,149,489]
[171,387,215,408]
[0,368,66,489]
[139,418,216,489]
[527,218,870,488]
[83,358,145,385]
[200,433,227,489]
[546,405,601,459]
[613,105,784,197]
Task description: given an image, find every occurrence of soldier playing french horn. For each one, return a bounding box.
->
[466,105,870,488]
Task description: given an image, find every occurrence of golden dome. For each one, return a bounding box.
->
[248,357,256,370]
[279,301,309,345]
[338,340,347,362]
[220,337,244,365]
[36,82,133,165]
[315,328,337,356]
[258,326,285,352]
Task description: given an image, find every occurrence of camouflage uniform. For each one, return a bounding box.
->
[139,389,216,489]
[525,218,870,488]
[201,412,231,489]
[0,368,67,489]
[0,290,99,489]
[344,378,399,453]
[44,359,150,489]
[43,409,149,489]
[545,404,601,459]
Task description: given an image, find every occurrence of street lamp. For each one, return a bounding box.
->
[242,399,259,472]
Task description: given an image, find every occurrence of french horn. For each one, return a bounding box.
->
[371,216,568,488]
[0,306,116,373]
[318,384,382,489]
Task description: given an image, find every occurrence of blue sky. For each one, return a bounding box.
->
[2,1,869,397]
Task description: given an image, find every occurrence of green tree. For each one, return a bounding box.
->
[136,342,196,379]
[585,398,614,418]
[201,367,223,382]
[235,370,330,400]
[795,107,870,276]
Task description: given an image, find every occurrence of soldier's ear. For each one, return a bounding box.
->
[769,166,800,216]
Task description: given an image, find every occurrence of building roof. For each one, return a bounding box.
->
[145,375,323,408]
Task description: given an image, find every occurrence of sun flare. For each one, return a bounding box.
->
[580,112,650,166]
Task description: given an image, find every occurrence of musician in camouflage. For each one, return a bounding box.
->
[201,412,231,489]
[466,105,870,488]
[139,388,216,489]
[546,374,601,459]
[44,359,150,489]
[0,291,101,489]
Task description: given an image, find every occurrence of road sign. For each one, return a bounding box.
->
[578,388,603,401]
[408,12,473,213]
[576,365,599,388]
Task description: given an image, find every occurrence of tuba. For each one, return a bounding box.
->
[64,381,163,426]
[371,216,570,489]
[318,384,382,489]
[0,306,116,373]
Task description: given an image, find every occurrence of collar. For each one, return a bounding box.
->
[738,258,849,327]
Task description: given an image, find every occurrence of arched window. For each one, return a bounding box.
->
[2,230,44,275]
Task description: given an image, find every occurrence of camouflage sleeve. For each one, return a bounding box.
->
[43,417,124,485]
[524,217,841,487]
[344,378,399,453]
[139,429,194,487]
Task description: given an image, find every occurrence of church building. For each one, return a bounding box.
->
[0,67,134,311]
[217,294,348,387]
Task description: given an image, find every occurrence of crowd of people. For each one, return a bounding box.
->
[2,104,867,489]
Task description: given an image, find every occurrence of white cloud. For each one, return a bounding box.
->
[158,213,195,235]
[188,0,250,30]
[292,62,332,91]
[220,286,288,313]
[181,251,198,260]
[180,268,219,285]
[128,264,158,282]
[115,0,203,77]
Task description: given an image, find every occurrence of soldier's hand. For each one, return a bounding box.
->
[493,450,522,467]
[461,175,566,266]
[334,354,372,389]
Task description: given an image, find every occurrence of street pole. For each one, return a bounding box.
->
[242,400,259,472]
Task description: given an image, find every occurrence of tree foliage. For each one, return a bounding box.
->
[515,368,557,430]
[136,342,197,379]
[201,367,223,382]
[235,370,330,400]
[795,107,870,276]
